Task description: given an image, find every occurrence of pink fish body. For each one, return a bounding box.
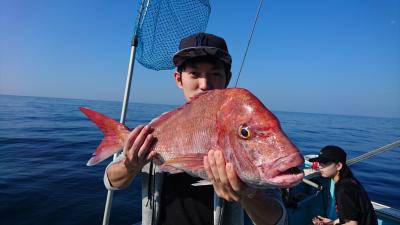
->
[80,88,304,188]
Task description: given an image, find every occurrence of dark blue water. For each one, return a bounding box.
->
[1,95,399,225]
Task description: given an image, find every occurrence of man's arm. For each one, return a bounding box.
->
[106,125,156,189]
[106,160,140,189]
[204,150,284,225]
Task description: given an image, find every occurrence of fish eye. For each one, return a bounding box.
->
[238,125,251,139]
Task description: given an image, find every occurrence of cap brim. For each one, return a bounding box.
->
[172,47,232,67]
[308,156,332,163]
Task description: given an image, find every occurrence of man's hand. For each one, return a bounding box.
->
[106,124,157,189]
[203,149,257,202]
[204,149,284,225]
[123,125,157,174]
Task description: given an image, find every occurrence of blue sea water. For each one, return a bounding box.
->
[1,94,399,225]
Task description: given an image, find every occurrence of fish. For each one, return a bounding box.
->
[80,88,304,188]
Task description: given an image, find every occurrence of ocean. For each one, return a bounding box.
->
[1,94,399,225]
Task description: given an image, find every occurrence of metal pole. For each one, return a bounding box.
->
[101,0,147,223]
[102,36,139,225]
[214,195,225,225]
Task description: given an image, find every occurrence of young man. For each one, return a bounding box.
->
[104,33,287,225]
[311,146,378,225]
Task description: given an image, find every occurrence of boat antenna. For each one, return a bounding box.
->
[234,0,264,87]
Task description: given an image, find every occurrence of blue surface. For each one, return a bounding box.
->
[1,95,399,225]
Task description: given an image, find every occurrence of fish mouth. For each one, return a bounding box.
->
[279,167,302,175]
[270,166,304,187]
[265,153,305,188]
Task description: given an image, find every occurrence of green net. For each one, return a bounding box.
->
[134,0,211,71]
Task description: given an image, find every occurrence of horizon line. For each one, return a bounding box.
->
[1,93,399,120]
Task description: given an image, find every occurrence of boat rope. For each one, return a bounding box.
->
[215,1,265,224]
[214,2,266,224]
[234,0,264,87]
[214,0,265,223]
[347,139,400,166]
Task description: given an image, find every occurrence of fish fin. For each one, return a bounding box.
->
[191,180,212,186]
[160,154,206,173]
[80,107,129,166]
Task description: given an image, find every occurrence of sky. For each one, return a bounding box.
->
[1,0,399,118]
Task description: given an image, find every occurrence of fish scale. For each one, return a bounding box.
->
[80,88,305,188]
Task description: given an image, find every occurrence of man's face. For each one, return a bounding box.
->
[174,60,228,101]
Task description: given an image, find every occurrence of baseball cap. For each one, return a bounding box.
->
[172,32,232,68]
[309,145,347,164]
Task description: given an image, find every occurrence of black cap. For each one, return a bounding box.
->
[172,32,232,67]
[309,145,347,164]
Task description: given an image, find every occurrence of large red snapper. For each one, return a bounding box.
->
[80,88,304,188]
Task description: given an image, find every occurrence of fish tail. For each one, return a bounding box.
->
[79,107,129,166]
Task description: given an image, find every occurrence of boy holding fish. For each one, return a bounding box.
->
[103,33,293,225]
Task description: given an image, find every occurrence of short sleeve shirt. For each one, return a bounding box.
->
[335,178,378,225]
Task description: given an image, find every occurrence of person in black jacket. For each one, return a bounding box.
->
[311,145,378,225]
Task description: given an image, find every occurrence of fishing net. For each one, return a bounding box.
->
[134,0,211,71]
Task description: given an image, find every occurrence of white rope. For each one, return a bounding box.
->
[347,139,400,166]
